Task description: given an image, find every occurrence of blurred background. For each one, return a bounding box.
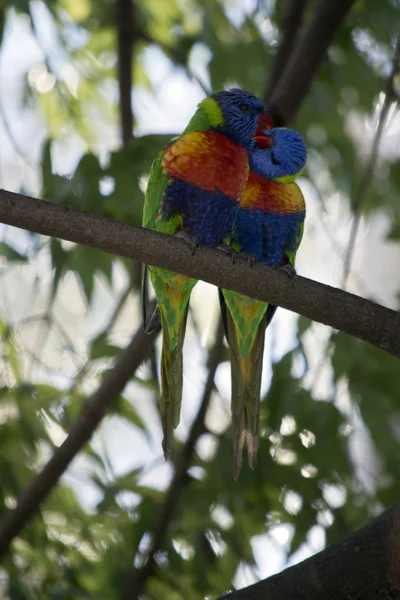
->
[0,0,400,598]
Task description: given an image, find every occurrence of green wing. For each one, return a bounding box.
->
[141,97,219,458]
[142,97,220,230]
[285,220,304,266]
[284,183,306,265]
[142,149,169,230]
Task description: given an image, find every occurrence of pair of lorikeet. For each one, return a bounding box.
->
[142,88,307,479]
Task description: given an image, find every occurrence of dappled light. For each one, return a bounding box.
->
[0,1,400,599]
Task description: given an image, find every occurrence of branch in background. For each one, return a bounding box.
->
[116,0,134,144]
[123,320,225,599]
[310,38,400,393]
[0,324,157,558]
[264,0,308,104]
[268,0,357,125]
[115,0,145,286]
[70,272,135,392]
[1,189,400,358]
[342,37,400,287]
[218,501,400,600]
[0,93,33,166]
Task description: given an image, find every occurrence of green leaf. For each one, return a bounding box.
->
[68,246,114,302]
[0,242,28,263]
[90,332,120,359]
[50,238,69,298]
[114,396,147,433]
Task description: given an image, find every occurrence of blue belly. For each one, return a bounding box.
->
[160,179,238,247]
[235,209,304,266]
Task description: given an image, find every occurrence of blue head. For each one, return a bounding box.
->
[248,127,307,182]
[210,88,265,146]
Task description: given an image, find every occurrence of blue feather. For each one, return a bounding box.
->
[211,89,266,145]
[249,128,307,180]
[234,208,304,265]
[160,179,238,246]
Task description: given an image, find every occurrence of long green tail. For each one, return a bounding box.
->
[149,266,196,458]
[226,308,267,480]
[159,302,189,457]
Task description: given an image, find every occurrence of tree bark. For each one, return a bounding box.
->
[218,501,400,599]
[116,0,134,144]
[264,0,308,104]
[268,0,357,125]
[1,188,400,358]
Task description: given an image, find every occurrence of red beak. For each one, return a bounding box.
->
[257,111,274,130]
[251,135,273,149]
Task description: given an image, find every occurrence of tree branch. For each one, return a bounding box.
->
[0,323,157,558]
[309,38,400,392]
[218,501,400,599]
[70,272,135,393]
[268,0,357,125]
[342,37,400,287]
[116,0,134,144]
[1,188,399,358]
[264,0,308,104]
[123,320,225,599]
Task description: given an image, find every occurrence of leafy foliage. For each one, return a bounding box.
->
[0,0,399,598]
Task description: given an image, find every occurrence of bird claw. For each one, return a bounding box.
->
[217,244,237,264]
[175,230,199,255]
[238,252,257,268]
[280,263,297,285]
[247,254,257,269]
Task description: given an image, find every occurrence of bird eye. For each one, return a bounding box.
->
[271,153,281,166]
[239,103,250,112]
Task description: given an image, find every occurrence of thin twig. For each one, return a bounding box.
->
[139,32,211,96]
[0,95,33,166]
[0,323,157,558]
[309,38,400,392]
[70,278,134,392]
[123,320,224,599]
[341,37,400,288]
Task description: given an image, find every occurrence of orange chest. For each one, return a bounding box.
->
[162,131,249,201]
[241,171,305,214]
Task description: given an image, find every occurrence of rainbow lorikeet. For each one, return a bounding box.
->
[219,125,307,479]
[142,89,268,457]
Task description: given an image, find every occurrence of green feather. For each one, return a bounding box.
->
[222,217,304,479]
[142,96,223,231]
[142,151,168,230]
[285,221,304,264]
[159,302,190,458]
[141,94,230,458]
[221,290,267,480]
[183,97,224,133]
[274,167,304,184]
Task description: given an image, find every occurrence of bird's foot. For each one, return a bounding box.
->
[280,263,297,285]
[217,244,237,264]
[246,253,257,269]
[174,230,199,255]
[238,252,257,268]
